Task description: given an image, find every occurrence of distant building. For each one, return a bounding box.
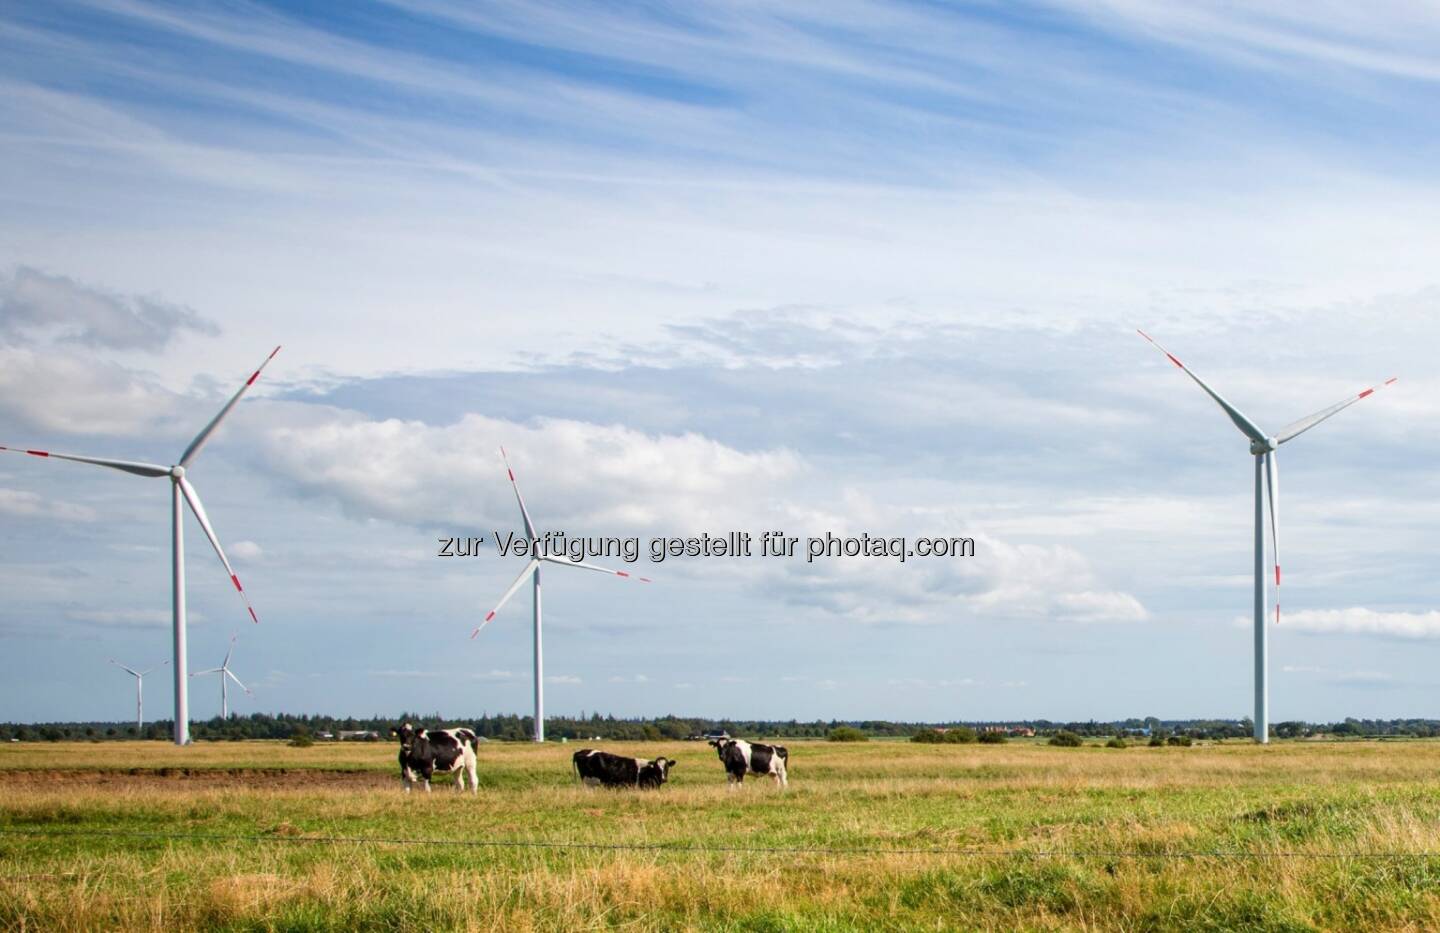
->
[338,730,380,741]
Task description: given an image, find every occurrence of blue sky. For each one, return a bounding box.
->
[2,1,1439,724]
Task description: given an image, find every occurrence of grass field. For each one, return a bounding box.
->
[5,739,1440,930]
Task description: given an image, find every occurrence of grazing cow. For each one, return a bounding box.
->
[709,737,788,788]
[572,749,676,789]
[395,722,479,794]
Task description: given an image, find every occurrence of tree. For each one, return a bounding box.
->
[827,726,867,742]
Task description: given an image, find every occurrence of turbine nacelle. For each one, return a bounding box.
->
[1249,437,1278,455]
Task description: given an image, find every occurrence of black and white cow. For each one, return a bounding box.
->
[395,722,479,794]
[572,749,676,789]
[709,737,788,788]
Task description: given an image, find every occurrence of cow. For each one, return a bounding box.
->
[572,748,676,789]
[394,722,479,794]
[709,737,788,788]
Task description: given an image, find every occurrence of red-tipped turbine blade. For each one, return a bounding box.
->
[1136,330,1268,445]
[178,477,259,624]
[0,446,169,478]
[179,346,281,468]
[499,447,538,541]
[1264,451,1280,624]
[1276,377,1399,445]
[471,558,540,639]
[540,554,653,583]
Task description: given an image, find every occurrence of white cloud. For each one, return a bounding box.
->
[0,347,182,436]
[1334,670,1395,685]
[67,608,199,628]
[1054,590,1150,624]
[607,674,650,684]
[258,409,802,530]
[0,487,97,522]
[1282,608,1440,640]
[0,266,218,352]
[230,540,263,561]
[546,674,582,685]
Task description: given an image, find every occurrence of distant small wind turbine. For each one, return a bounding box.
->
[1138,330,1395,743]
[471,448,651,743]
[191,634,252,719]
[109,658,168,734]
[2,346,280,745]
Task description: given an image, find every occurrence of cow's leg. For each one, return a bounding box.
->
[467,756,479,796]
[424,778,432,793]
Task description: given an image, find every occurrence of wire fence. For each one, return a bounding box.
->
[3,827,1439,861]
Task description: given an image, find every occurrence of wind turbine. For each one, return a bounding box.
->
[109,658,168,734]
[191,634,252,719]
[2,347,279,745]
[1138,331,1395,743]
[470,447,651,742]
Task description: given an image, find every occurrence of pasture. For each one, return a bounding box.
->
[4,739,1440,930]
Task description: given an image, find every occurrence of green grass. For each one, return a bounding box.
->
[4,740,1440,929]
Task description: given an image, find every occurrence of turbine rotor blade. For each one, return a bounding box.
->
[225,669,251,695]
[540,554,653,583]
[0,447,169,478]
[109,660,141,677]
[1264,451,1281,624]
[222,634,236,670]
[500,447,538,541]
[191,668,223,676]
[178,477,259,624]
[1276,377,1398,445]
[179,346,281,468]
[472,558,540,639]
[1136,330,1268,444]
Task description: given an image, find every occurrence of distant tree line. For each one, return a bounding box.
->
[4,714,1440,742]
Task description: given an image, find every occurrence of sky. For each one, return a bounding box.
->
[2,0,1439,725]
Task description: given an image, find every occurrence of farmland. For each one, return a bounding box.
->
[4,739,1440,930]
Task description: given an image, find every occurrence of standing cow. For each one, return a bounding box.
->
[709,737,788,788]
[572,749,675,788]
[395,722,480,794]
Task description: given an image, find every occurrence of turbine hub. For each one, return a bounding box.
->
[1249,437,1277,455]
[170,465,185,479]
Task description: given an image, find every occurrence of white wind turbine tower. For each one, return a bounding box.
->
[191,634,252,719]
[2,347,279,746]
[109,658,168,734]
[1138,331,1395,743]
[471,447,651,742]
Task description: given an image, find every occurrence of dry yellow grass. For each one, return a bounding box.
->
[4,739,1440,929]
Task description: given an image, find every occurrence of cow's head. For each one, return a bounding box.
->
[708,738,734,759]
[396,722,419,752]
[639,756,675,788]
